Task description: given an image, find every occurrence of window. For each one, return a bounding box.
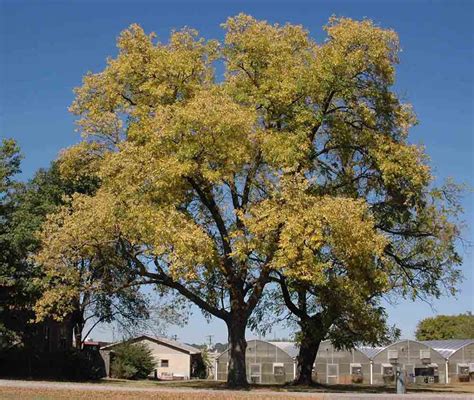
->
[420,349,431,360]
[457,364,470,383]
[387,350,398,360]
[415,365,439,383]
[415,366,437,377]
[382,364,395,383]
[273,363,284,376]
[382,365,394,376]
[350,363,363,384]
[458,364,470,375]
[160,359,169,368]
[351,364,362,375]
[249,363,261,383]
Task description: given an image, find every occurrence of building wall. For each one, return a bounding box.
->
[447,343,474,383]
[371,340,447,385]
[216,340,294,384]
[314,342,371,384]
[104,338,192,379]
[100,349,111,377]
[139,338,192,379]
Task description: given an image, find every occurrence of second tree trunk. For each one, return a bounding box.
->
[294,319,323,385]
[226,316,248,387]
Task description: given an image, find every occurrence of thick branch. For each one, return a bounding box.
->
[242,152,261,209]
[119,240,229,321]
[309,90,336,143]
[271,274,305,319]
[187,177,234,272]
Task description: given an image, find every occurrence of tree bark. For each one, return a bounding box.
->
[226,314,248,388]
[73,322,83,349]
[294,319,323,386]
[71,306,84,349]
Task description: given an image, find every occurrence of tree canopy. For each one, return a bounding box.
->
[0,138,153,350]
[415,313,474,340]
[0,138,26,349]
[34,14,463,387]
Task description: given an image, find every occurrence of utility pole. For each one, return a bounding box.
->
[206,334,214,349]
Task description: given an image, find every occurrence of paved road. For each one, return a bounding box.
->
[0,379,472,399]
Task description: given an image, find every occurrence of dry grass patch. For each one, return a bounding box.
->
[0,387,324,400]
[95,379,474,394]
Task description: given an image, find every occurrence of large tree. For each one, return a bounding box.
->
[415,313,474,340]
[35,15,461,387]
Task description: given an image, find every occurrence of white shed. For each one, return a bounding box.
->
[101,335,201,380]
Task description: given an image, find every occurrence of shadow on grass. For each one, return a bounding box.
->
[2,376,472,394]
[98,378,474,394]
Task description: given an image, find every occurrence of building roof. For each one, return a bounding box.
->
[356,345,386,359]
[216,340,300,359]
[101,335,201,355]
[420,339,474,359]
[84,340,111,347]
[269,341,300,359]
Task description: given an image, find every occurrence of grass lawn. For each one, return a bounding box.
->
[95,378,474,393]
[0,387,315,400]
[0,379,473,400]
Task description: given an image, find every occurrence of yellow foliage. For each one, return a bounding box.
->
[35,15,446,320]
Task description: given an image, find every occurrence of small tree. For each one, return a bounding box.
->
[192,348,210,379]
[110,342,156,380]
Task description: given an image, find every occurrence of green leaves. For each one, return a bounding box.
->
[415,313,474,340]
[0,138,22,194]
[110,341,157,379]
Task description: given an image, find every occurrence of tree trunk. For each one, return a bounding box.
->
[73,323,83,349]
[72,311,84,349]
[226,315,248,388]
[294,319,323,386]
[71,300,84,349]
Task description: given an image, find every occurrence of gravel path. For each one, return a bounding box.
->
[0,379,472,399]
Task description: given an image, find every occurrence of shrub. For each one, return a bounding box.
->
[110,342,156,380]
[64,348,106,380]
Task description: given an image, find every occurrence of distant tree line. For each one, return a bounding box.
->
[416,312,474,341]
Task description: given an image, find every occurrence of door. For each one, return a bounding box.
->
[405,364,414,384]
[327,363,338,384]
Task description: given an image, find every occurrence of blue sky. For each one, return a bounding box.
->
[1,0,473,345]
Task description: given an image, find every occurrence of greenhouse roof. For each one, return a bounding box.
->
[269,341,299,358]
[420,339,474,359]
[356,346,385,359]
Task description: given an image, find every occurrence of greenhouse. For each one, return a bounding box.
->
[421,339,474,383]
[215,339,474,385]
[215,340,295,384]
[215,340,373,384]
[312,341,372,384]
[366,340,447,384]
